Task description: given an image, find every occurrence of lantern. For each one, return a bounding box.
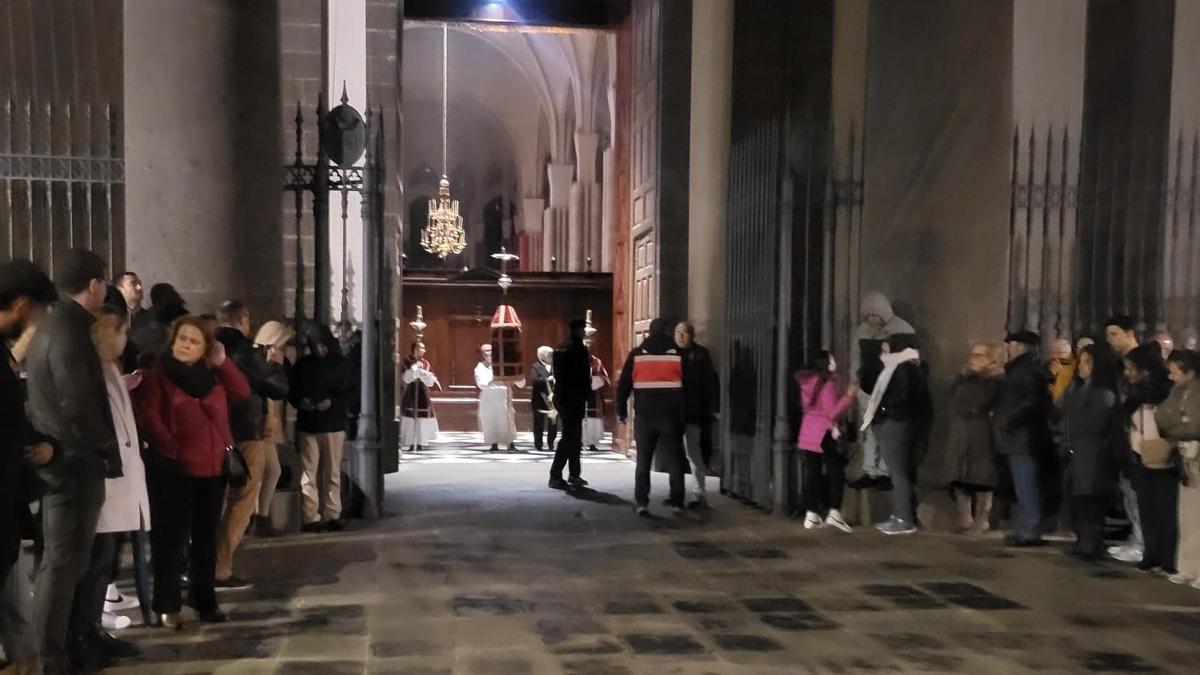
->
[489,304,524,382]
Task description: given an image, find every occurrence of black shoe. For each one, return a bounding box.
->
[507,443,520,454]
[1005,534,1045,548]
[415,445,424,452]
[874,477,894,491]
[214,575,253,590]
[547,444,555,454]
[549,477,569,490]
[588,445,599,453]
[567,476,589,487]
[301,522,325,534]
[253,515,276,538]
[69,635,114,671]
[846,475,877,490]
[199,609,227,624]
[488,444,501,453]
[90,628,141,659]
[325,519,345,532]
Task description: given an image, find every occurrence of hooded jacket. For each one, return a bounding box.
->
[289,325,349,434]
[852,292,915,393]
[216,326,289,443]
[616,319,684,424]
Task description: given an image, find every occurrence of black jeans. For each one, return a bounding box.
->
[634,416,685,508]
[533,410,558,450]
[147,464,226,615]
[550,414,583,480]
[801,434,846,514]
[1071,495,1108,558]
[1138,467,1180,572]
[875,420,916,522]
[73,533,116,638]
[32,469,104,675]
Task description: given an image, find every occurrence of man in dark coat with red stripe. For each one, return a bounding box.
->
[617,317,687,515]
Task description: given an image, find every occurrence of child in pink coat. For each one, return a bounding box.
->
[795,351,857,532]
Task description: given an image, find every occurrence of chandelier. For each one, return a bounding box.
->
[421,23,467,258]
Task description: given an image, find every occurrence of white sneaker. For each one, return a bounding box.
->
[101,611,132,631]
[1168,573,1193,585]
[875,516,899,532]
[803,511,823,530]
[825,509,853,534]
[1110,545,1144,563]
[104,583,140,612]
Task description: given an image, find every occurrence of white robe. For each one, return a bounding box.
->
[399,362,440,447]
[96,363,151,534]
[582,374,607,447]
[476,362,519,445]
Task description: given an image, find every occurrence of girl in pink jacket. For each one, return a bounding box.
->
[795,351,857,532]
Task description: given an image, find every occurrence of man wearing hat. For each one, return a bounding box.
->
[995,330,1053,547]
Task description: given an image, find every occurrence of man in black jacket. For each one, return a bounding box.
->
[675,322,718,508]
[0,260,58,669]
[549,320,592,490]
[995,330,1053,547]
[617,317,687,516]
[529,346,557,453]
[214,300,288,588]
[26,249,126,674]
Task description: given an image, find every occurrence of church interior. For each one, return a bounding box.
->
[3,0,1200,672]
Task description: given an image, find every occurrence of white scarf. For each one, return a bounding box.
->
[861,348,920,430]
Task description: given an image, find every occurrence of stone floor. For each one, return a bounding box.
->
[99,437,1200,674]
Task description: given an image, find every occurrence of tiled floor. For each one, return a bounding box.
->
[99,439,1200,674]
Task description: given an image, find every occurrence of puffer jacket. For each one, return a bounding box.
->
[795,372,853,452]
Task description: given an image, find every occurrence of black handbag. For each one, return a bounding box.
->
[223,445,249,489]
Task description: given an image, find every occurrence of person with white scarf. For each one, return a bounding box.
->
[861,333,926,535]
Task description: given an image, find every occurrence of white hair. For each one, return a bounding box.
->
[537,345,553,361]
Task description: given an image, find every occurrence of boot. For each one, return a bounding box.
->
[954,490,975,533]
[971,491,993,535]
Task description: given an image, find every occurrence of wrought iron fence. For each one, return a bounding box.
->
[1007,124,1199,347]
[0,97,124,274]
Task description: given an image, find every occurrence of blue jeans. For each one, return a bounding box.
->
[1007,455,1042,540]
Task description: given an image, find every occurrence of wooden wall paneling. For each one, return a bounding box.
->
[612,11,633,374]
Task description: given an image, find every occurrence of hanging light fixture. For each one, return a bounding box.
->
[421,23,468,258]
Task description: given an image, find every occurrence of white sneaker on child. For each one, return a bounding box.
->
[825,509,853,534]
[803,511,823,530]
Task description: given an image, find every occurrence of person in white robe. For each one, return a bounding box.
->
[399,342,440,452]
[475,343,523,452]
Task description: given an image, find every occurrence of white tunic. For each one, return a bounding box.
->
[399,362,440,446]
[476,362,518,445]
[96,363,152,534]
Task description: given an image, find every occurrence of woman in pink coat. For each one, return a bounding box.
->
[795,351,857,532]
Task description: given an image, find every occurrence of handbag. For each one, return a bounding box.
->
[1135,408,1174,469]
[223,445,249,489]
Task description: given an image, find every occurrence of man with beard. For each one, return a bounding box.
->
[0,260,58,670]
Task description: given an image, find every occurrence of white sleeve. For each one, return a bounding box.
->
[475,363,492,389]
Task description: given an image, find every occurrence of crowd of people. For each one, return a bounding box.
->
[791,293,1200,587]
[0,251,356,673]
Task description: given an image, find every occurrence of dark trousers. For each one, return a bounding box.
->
[1007,454,1042,540]
[550,414,583,480]
[634,416,685,508]
[1138,467,1180,571]
[1071,495,1108,558]
[533,410,558,450]
[801,434,846,514]
[876,420,916,522]
[147,465,226,615]
[73,533,116,638]
[110,530,153,625]
[32,470,104,675]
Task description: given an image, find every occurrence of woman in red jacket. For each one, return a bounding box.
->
[136,315,249,628]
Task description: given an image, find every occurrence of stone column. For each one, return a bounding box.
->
[1010,0,1086,340]
[521,197,545,271]
[1164,1,1200,347]
[687,0,732,355]
[572,130,602,272]
[544,162,573,271]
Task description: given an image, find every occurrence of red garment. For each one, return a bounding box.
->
[587,355,611,417]
[795,371,853,453]
[135,359,250,477]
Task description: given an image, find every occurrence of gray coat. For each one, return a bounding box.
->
[1058,381,1119,496]
[24,299,120,479]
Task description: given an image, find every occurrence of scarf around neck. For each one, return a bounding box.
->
[162,354,217,399]
[861,348,920,430]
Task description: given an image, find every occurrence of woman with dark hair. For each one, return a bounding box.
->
[1058,343,1121,559]
[1158,350,1200,587]
[289,324,349,533]
[861,333,928,535]
[135,315,249,628]
[1121,343,1177,574]
[945,343,1005,534]
[794,351,857,532]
